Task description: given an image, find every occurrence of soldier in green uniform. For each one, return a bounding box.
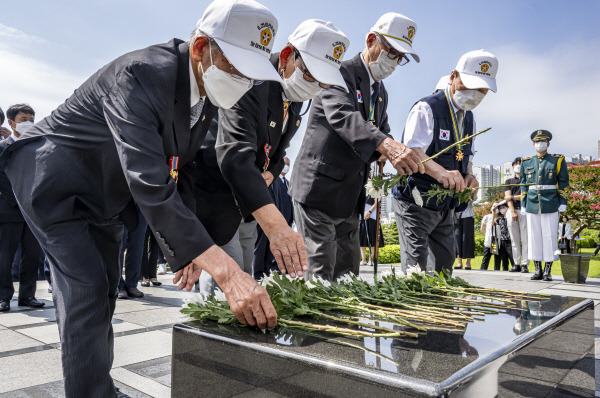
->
[520,130,569,281]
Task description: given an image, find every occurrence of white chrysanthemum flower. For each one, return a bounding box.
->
[376,271,392,282]
[259,273,276,288]
[412,187,423,207]
[406,265,423,276]
[313,276,331,288]
[213,289,227,302]
[182,292,205,307]
[365,180,382,200]
[554,250,562,256]
[336,274,354,284]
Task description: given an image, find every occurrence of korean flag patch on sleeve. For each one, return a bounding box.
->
[439,129,450,141]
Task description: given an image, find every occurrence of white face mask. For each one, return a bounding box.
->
[281,165,290,174]
[514,165,521,174]
[200,42,253,109]
[14,121,34,136]
[534,142,548,152]
[282,67,322,102]
[453,89,486,111]
[369,49,397,81]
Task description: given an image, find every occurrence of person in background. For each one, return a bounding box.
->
[479,201,499,270]
[493,200,514,271]
[253,157,294,279]
[117,205,146,299]
[359,194,385,266]
[521,130,570,281]
[0,107,11,140]
[505,157,529,273]
[453,200,475,270]
[433,75,450,94]
[594,231,600,256]
[558,215,572,254]
[0,104,44,312]
[140,225,162,287]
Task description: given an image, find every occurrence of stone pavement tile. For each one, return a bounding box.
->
[0,307,56,328]
[556,353,595,396]
[124,356,171,387]
[18,320,143,345]
[115,306,186,328]
[113,330,172,368]
[0,349,63,393]
[112,367,170,398]
[0,330,45,353]
[113,298,169,315]
[0,379,153,398]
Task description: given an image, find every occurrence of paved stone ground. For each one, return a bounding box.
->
[0,267,598,397]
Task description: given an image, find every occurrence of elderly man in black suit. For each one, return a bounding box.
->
[0,104,44,312]
[0,1,285,397]
[195,19,349,296]
[290,13,424,281]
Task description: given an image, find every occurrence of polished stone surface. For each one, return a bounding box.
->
[172,295,594,397]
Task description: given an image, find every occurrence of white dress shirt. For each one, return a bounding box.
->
[403,93,476,162]
[359,54,375,93]
[189,57,205,108]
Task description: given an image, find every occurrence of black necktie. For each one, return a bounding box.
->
[371,82,380,103]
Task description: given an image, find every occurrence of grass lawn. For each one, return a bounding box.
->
[451,248,600,277]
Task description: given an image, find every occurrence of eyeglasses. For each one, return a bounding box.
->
[210,39,264,86]
[375,33,410,66]
[295,51,331,89]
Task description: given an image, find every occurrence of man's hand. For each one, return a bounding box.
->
[268,225,308,278]
[220,267,277,330]
[558,204,567,212]
[376,138,424,175]
[434,170,466,192]
[0,127,11,139]
[261,171,274,187]
[253,204,308,278]
[464,174,479,197]
[512,212,518,222]
[175,245,277,329]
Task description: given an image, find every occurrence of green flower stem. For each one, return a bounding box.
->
[279,319,418,338]
[421,127,491,164]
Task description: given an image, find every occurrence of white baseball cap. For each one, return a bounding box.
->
[197,0,282,83]
[435,75,450,91]
[370,13,420,63]
[455,49,498,92]
[288,19,349,91]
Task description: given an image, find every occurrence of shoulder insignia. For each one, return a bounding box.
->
[551,153,563,158]
[521,156,533,161]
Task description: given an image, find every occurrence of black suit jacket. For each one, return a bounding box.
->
[2,39,217,271]
[195,54,302,245]
[289,53,392,219]
[0,137,24,223]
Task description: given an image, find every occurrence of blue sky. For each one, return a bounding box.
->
[1,0,599,171]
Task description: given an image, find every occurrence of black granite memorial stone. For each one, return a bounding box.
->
[172,295,593,397]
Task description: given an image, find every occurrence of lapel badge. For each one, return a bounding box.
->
[356,90,363,103]
[296,120,300,127]
[269,121,276,128]
[201,115,205,122]
[379,97,382,102]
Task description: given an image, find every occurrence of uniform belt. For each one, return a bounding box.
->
[528,185,556,191]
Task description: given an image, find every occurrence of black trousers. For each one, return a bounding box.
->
[494,240,514,271]
[0,222,41,301]
[253,224,277,280]
[118,208,147,289]
[140,226,158,279]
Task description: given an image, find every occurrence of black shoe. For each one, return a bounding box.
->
[118,288,129,299]
[509,265,521,272]
[115,387,131,398]
[0,300,9,312]
[531,261,543,280]
[543,262,553,281]
[150,279,162,286]
[125,287,144,298]
[140,280,150,287]
[521,265,529,273]
[18,297,45,308]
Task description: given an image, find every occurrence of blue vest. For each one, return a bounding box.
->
[393,90,474,211]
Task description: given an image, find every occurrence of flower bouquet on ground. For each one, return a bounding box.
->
[181,268,548,340]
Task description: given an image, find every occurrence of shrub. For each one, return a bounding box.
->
[382,222,399,246]
[366,244,402,264]
[474,236,485,256]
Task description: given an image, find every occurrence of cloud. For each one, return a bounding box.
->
[475,41,600,163]
[0,24,83,122]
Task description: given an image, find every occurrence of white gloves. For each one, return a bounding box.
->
[520,207,527,215]
[558,204,567,212]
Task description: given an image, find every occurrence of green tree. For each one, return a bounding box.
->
[563,164,600,238]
